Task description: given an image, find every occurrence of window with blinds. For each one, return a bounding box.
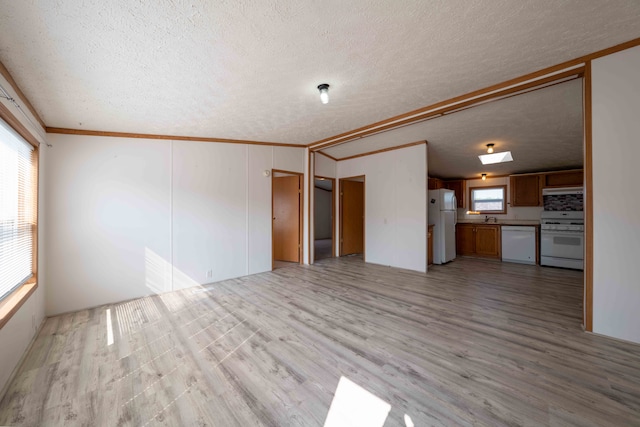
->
[0,118,36,301]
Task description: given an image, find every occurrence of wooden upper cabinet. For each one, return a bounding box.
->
[429,178,465,208]
[444,180,466,208]
[428,177,444,190]
[509,169,583,208]
[544,170,583,187]
[510,175,542,207]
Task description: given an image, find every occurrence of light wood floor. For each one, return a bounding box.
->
[314,239,333,261]
[1,257,640,426]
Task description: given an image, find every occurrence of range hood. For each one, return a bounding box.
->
[542,187,583,196]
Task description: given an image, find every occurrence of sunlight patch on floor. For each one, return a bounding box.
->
[324,376,391,427]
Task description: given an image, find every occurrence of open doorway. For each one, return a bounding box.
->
[426,75,586,325]
[314,176,335,261]
[339,176,365,259]
[272,170,303,269]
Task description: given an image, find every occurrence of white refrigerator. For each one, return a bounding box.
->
[428,189,457,264]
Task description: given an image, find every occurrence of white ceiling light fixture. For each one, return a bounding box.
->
[479,151,514,165]
[481,173,487,180]
[486,143,494,153]
[318,84,330,104]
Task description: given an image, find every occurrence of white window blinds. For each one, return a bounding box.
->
[0,118,36,301]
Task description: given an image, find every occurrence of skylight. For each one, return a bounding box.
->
[478,151,513,165]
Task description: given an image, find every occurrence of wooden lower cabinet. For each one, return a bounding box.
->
[475,226,501,258]
[428,224,434,266]
[456,224,476,256]
[456,223,501,259]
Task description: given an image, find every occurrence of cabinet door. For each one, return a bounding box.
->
[544,170,583,187]
[445,180,466,208]
[510,175,541,207]
[475,225,501,258]
[427,226,434,265]
[428,178,443,190]
[456,224,475,256]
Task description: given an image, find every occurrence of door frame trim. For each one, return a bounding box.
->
[272,169,304,269]
[583,62,593,331]
[314,176,336,260]
[339,175,366,261]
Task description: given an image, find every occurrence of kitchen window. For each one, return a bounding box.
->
[0,117,38,327]
[469,185,507,214]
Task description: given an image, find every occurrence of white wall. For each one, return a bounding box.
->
[314,186,332,239]
[0,276,45,395]
[248,146,272,274]
[337,144,427,272]
[315,153,337,178]
[456,176,543,222]
[0,74,47,396]
[172,143,249,290]
[591,46,640,344]
[45,136,172,313]
[45,134,304,315]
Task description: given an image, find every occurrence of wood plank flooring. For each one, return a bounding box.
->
[1,257,640,426]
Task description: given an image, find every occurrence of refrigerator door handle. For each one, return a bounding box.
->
[453,196,457,225]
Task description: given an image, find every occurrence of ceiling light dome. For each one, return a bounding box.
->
[318,84,330,104]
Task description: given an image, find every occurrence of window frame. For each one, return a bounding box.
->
[0,115,39,330]
[468,185,507,214]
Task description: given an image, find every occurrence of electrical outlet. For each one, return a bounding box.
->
[206,270,213,279]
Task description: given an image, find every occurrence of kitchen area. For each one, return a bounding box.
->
[428,168,584,270]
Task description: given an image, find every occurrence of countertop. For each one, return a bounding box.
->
[456,219,540,226]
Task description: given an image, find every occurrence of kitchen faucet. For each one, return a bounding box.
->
[484,216,497,223]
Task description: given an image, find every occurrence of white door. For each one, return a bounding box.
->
[442,190,456,211]
[502,227,536,264]
[442,210,456,263]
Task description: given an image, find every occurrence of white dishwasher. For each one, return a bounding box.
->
[501,226,536,265]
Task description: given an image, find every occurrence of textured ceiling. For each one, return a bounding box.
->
[325,79,584,178]
[0,1,639,145]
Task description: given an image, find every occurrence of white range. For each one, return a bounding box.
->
[540,186,584,270]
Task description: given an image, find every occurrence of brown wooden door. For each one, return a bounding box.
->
[273,175,300,262]
[340,180,364,256]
